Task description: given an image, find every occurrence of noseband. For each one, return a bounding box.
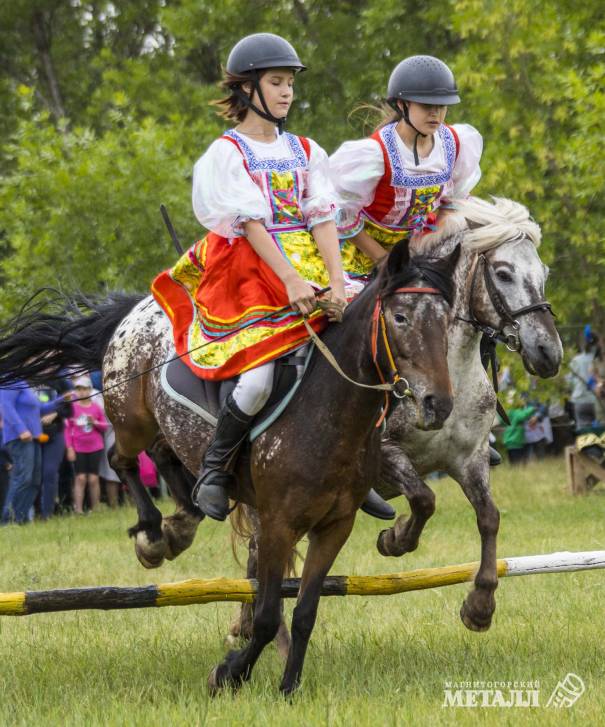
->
[372,286,443,425]
[462,252,554,352]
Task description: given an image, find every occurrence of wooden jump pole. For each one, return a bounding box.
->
[1,550,604,618]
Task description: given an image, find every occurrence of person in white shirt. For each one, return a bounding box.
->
[330,55,482,281]
[152,33,393,522]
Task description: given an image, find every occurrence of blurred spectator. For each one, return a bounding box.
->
[138,451,159,498]
[0,415,12,513]
[568,326,601,429]
[498,365,514,391]
[523,399,552,460]
[64,376,108,514]
[89,370,103,392]
[502,392,536,465]
[0,381,68,524]
[36,375,73,519]
[99,424,122,508]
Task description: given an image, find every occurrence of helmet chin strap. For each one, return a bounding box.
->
[389,99,426,166]
[233,71,287,134]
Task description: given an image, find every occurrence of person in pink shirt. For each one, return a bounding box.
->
[64,375,108,514]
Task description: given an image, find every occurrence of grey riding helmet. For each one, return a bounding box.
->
[387,55,460,106]
[226,33,306,75]
[225,33,306,134]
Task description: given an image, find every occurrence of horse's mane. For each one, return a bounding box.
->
[420,196,542,254]
[342,243,456,325]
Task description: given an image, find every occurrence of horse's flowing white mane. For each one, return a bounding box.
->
[420,196,542,253]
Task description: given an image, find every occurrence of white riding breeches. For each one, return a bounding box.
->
[232,362,275,416]
[231,344,310,416]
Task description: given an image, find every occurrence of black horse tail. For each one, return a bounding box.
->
[0,289,145,388]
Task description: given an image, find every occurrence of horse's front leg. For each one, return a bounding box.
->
[456,459,500,632]
[280,513,356,696]
[147,436,203,560]
[208,522,296,694]
[376,444,436,557]
[110,446,167,569]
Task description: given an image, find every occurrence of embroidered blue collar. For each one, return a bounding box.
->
[223,129,308,173]
[380,123,456,188]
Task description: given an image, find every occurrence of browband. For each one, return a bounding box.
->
[392,287,441,295]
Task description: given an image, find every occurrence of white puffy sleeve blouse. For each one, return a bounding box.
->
[191,138,269,238]
[301,138,337,228]
[329,138,384,237]
[192,135,336,237]
[329,124,483,235]
[450,123,483,198]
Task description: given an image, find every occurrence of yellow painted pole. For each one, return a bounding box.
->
[3,550,604,617]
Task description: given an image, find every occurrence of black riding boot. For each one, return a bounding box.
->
[489,446,502,466]
[193,395,253,521]
[361,489,396,520]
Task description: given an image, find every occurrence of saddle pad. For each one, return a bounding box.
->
[160,345,314,441]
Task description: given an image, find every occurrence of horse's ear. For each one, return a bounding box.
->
[386,239,410,277]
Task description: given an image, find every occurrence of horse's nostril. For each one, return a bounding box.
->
[538,344,551,363]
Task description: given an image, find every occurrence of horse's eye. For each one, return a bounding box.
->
[496,270,513,283]
[394,313,408,324]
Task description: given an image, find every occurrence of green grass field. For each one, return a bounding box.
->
[1,458,604,726]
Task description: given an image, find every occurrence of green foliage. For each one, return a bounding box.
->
[0,0,603,332]
[0,102,221,308]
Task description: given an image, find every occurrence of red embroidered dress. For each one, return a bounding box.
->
[152,130,336,380]
[330,122,482,277]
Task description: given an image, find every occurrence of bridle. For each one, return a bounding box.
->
[371,286,443,426]
[457,251,554,353]
[455,246,555,425]
[372,286,442,397]
[304,285,447,427]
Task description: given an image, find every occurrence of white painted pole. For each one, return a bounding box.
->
[504,550,605,576]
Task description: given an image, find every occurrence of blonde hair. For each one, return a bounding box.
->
[349,101,401,134]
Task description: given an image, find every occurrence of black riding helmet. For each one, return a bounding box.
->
[226,33,306,134]
[386,55,460,166]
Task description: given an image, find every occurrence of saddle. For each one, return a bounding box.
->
[160,346,314,442]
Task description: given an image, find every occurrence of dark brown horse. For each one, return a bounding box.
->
[0,240,459,694]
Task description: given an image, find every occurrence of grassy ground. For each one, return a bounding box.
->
[1,458,604,726]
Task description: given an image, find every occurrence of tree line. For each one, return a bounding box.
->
[1,0,603,340]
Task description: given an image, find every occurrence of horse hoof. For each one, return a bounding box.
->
[279,680,300,698]
[460,600,493,632]
[376,530,390,556]
[161,513,201,561]
[207,662,244,696]
[224,634,239,648]
[376,528,410,557]
[134,531,166,569]
[207,666,222,697]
